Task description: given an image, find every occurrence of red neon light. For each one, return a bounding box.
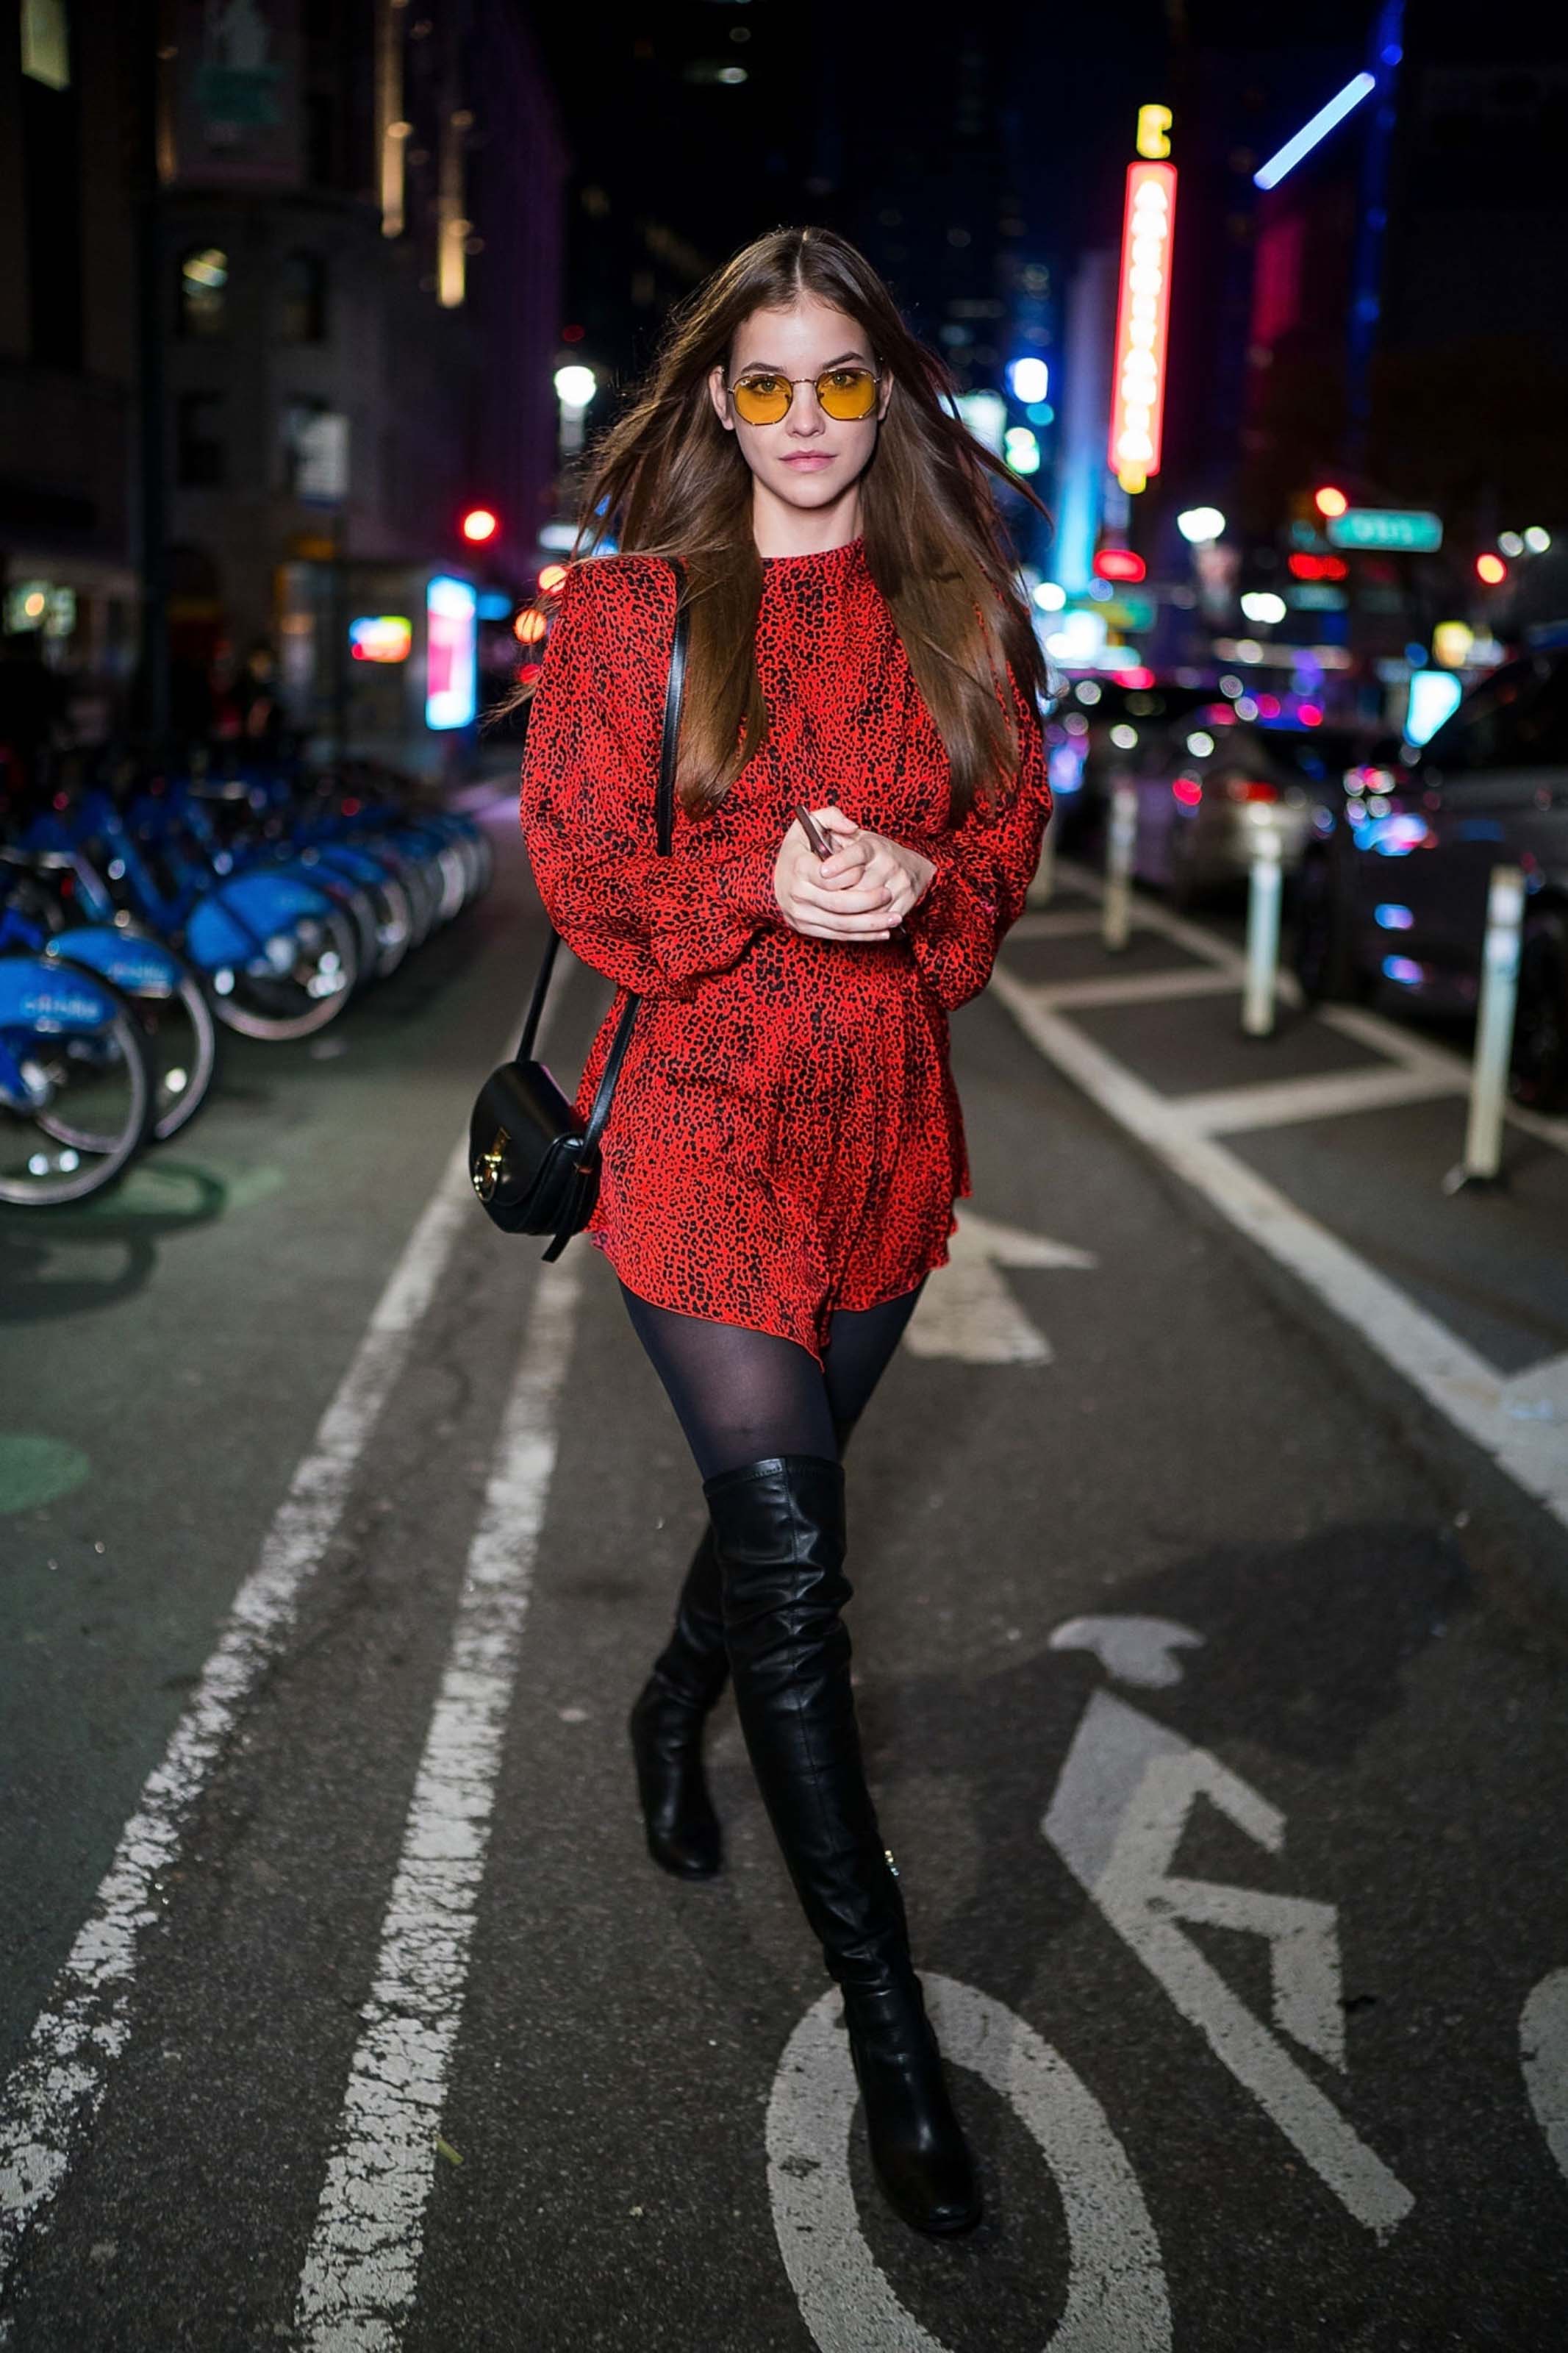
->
[1475,552,1507,585]
[1288,552,1349,581]
[460,507,499,544]
[1094,547,1148,583]
[1108,160,1177,479]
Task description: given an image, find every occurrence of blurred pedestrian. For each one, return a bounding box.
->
[518,226,1052,2239]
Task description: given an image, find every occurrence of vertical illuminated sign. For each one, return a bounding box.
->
[1108,159,1177,494]
[425,575,477,730]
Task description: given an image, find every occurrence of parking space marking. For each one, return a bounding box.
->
[1028,968,1241,1011]
[1180,1064,1464,1138]
[1009,910,1110,942]
[295,1256,581,2352]
[769,1975,1172,2353]
[990,965,1568,1531]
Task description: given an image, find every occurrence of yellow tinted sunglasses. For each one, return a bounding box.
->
[727,365,881,426]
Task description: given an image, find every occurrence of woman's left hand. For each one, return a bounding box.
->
[815,808,935,929]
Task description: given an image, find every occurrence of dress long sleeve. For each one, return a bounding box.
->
[902,704,1052,1011]
[519,559,782,999]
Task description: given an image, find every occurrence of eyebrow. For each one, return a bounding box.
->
[733,349,872,373]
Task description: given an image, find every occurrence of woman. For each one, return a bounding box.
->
[519,226,1051,2238]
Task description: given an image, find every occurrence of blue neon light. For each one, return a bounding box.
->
[1373,904,1414,931]
[1381,955,1422,985]
[1254,73,1376,190]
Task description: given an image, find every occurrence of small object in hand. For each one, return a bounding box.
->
[794,804,834,860]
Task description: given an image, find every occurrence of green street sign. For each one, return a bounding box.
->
[1326,507,1444,552]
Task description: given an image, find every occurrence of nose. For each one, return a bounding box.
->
[785,379,826,438]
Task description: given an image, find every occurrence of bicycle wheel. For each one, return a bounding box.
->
[1,999,154,1205]
[146,969,221,1142]
[369,873,415,979]
[211,906,359,1040]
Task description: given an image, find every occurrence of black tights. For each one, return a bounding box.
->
[620,1283,924,1481]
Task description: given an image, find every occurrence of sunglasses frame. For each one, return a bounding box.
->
[725,364,884,425]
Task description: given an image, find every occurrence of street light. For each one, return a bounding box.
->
[554,363,598,460]
[1176,506,1225,543]
[1239,590,1286,625]
[1314,484,1350,519]
[1006,357,1050,404]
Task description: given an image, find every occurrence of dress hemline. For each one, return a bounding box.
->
[585,1187,966,1368]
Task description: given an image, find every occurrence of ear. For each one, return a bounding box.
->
[707,364,735,435]
[876,372,893,424]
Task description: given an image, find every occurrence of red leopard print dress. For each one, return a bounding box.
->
[519,538,1050,1362]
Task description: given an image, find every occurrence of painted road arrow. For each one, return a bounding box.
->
[903,1206,1097,1365]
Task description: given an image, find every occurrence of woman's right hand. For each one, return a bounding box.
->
[772,809,897,943]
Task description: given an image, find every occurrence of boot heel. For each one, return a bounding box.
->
[843,1977,981,2237]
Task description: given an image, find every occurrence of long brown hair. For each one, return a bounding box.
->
[532,226,1049,820]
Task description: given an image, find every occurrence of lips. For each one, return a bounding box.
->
[781,453,834,470]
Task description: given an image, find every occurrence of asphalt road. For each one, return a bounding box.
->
[4,805,1568,2352]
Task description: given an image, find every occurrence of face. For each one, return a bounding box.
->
[708,293,891,515]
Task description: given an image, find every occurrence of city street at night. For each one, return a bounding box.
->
[3,806,1568,2349]
[5,1,1568,2347]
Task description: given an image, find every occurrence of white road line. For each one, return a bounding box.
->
[991,966,1568,1531]
[1033,968,1241,1011]
[1320,1003,1568,1160]
[0,979,552,2284]
[1181,1063,1465,1138]
[1054,854,1568,1157]
[1009,909,1109,940]
[0,1142,479,2277]
[295,1254,581,2352]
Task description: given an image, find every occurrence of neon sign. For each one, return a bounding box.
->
[425,576,477,730]
[1108,160,1176,494]
[348,615,412,665]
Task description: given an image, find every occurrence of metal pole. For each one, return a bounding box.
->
[1103,782,1136,951]
[1030,818,1056,906]
[1242,823,1284,1036]
[1445,864,1525,1191]
[135,0,170,755]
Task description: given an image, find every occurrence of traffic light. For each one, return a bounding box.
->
[1475,552,1508,585]
[460,507,499,545]
[1313,485,1350,520]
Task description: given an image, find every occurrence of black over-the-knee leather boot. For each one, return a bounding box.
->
[629,1527,728,1879]
[705,1453,980,2238]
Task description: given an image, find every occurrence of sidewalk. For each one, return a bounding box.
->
[993,858,1568,1535]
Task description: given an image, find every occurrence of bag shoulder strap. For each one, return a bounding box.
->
[518,559,687,1070]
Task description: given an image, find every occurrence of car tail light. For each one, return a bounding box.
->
[1224,778,1278,802]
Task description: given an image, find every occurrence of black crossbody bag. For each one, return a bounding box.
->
[469,567,689,1260]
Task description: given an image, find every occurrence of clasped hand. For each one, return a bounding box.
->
[772,807,935,943]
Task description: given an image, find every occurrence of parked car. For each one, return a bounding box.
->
[1124,716,1367,905]
[1294,647,1568,1108]
[1046,679,1210,855]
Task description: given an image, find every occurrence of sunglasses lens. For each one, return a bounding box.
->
[732,376,790,424]
[818,368,878,419]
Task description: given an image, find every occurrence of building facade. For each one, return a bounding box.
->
[1,0,568,777]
